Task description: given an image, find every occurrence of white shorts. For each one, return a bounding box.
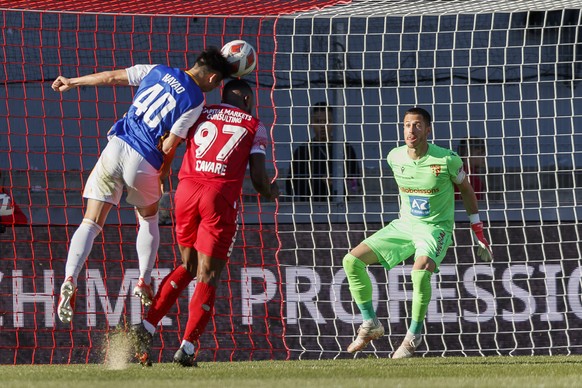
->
[83,136,161,207]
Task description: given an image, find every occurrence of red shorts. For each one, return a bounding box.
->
[174,179,238,260]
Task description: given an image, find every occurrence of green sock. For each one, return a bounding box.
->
[411,269,432,335]
[357,301,376,320]
[409,319,422,335]
[343,253,375,319]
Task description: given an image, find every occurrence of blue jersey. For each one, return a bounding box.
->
[109,65,205,169]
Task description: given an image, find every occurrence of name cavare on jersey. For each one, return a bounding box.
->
[193,106,255,176]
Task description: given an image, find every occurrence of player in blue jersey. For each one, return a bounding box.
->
[343,107,493,358]
[51,47,231,324]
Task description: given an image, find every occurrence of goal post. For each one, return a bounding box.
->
[274,0,582,358]
[1,0,582,364]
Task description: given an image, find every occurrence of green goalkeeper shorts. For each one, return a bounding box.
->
[362,218,452,272]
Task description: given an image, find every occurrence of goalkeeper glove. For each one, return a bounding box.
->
[470,221,493,262]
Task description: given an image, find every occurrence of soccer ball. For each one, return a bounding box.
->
[220,39,257,78]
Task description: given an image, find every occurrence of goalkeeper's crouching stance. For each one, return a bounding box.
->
[343,107,493,358]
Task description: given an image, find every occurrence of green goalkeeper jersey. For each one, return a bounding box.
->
[387,143,465,233]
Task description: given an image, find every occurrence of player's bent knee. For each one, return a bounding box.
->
[413,255,436,272]
[342,253,366,275]
[137,211,159,224]
[181,257,197,275]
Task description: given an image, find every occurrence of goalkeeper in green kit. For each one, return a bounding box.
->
[343,107,493,358]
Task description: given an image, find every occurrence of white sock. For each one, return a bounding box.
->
[180,340,195,355]
[136,212,159,285]
[65,218,102,283]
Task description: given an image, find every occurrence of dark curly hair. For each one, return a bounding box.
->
[195,46,232,79]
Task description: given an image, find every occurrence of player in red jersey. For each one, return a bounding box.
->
[131,79,279,367]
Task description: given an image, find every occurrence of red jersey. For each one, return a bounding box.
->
[179,103,268,205]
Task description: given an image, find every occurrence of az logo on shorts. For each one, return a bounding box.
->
[409,195,430,217]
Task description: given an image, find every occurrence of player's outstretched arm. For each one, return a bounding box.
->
[249,153,279,201]
[457,177,493,262]
[52,69,130,92]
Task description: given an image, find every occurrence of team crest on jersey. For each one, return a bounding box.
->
[430,164,441,176]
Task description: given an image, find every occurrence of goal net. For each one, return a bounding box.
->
[275,0,582,359]
[1,0,581,364]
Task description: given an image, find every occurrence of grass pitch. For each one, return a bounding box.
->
[3,356,582,388]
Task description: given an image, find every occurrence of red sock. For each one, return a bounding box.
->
[183,282,216,343]
[145,266,193,327]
